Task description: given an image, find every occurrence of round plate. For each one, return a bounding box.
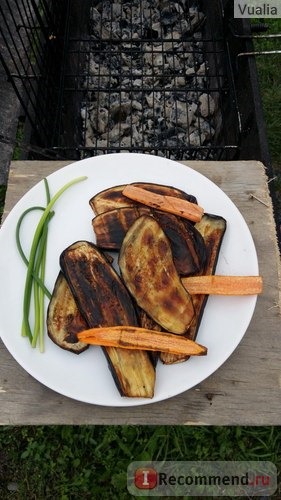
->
[0,153,259,406]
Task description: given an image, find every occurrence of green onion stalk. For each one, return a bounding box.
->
[16,175,87,351]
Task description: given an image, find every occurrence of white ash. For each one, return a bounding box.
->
[199,93,216,118]
[81,0,219,160]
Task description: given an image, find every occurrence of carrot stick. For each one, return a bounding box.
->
[182,275,263,295]
[122,184,204,222]
[77,326,207,356]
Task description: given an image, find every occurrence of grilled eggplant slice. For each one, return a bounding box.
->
[92,207,206,276]
[160,213,226,364]
[47,272,89,354]
[152,210,206,276]
[93,206,151,249]
[119,215,195,334]
[89,182,197,215]
[60,240,155,398]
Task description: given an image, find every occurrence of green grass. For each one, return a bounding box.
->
[0,426,280,499]
[12,118,25,162]
[253,19,281,219]
[254,20,281,162]
[252,19,281,149]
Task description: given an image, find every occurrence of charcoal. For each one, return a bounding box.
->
[81,1,219,160]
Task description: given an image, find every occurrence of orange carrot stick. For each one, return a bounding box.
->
[182,275,263,295]
[77,326,207,356]
[122,184,204,222]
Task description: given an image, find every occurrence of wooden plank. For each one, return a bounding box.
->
[0,159,280,425]
[2,161,71,220]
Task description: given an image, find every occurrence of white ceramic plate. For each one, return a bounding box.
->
[0,153,259,406]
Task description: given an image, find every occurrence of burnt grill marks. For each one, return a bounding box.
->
[89,182,198,214]
[60,241,138,328]
[119,215,195,334]
[158,238,169,258]
[160,213,226,364]
[59,240,155,398]
[141,227,155,249]
[47,272,89,354]
[93,205,206,275]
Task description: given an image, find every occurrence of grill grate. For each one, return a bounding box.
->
[0,0,241,160]
[0,0,70,152]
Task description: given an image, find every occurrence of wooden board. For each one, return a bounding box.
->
[1,159,281,425]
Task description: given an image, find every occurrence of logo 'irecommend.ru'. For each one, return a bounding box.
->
[127,461,277,497]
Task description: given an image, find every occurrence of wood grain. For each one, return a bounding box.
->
[1,159,280,425]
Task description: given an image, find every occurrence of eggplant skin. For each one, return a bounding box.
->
[188,213,227,340]
[93,207,206,276]
[60,241,138,327]
[89,182,197,215]
[119,215,195,334]
[47,272,89,354]
[160,213,227,364]
[151,210,206,276]
[92,206,151,250]
[60,241,155,398]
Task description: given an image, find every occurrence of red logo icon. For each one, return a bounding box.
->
[134,467,158,489]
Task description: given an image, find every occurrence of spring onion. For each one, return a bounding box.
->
[17,175,87,351]
[16,206,53,298]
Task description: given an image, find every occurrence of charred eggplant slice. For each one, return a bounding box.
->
[92,207,206,276]
[188,213,227,338]
[92,206,151,250]
[119,215,195,334]
[160,213,227,364]
[152,211,206,276]
[89,182,197,215]
[47,272,89,354]
[60,240,155,398]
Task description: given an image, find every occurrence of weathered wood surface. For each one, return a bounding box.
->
[1,160,280,425]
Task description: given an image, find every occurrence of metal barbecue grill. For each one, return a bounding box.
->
[0,0,244,162]
[77,0,242,161]
[0,0,279,175]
